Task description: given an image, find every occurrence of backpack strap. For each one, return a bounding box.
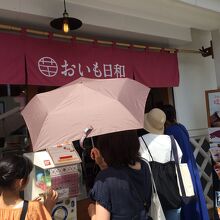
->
[170,135,186,197]
[141,136,154,161]
[20,200,29,220]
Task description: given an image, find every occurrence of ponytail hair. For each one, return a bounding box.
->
[159,104,177,123]
[0,155,33,189]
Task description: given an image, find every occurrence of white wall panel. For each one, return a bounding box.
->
[174,29,217,134]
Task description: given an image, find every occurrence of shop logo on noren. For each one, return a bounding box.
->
[38,57,58,77]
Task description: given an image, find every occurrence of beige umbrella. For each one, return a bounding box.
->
[21,77,150,151]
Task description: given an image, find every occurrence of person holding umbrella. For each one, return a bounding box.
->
[20,77,151,219]
[88,130,152,220]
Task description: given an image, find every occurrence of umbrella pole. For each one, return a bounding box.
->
[91,137,95,148]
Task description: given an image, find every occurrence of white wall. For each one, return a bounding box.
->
[174,29,217,136]
[178,0,220,13]
[212,30,220,87]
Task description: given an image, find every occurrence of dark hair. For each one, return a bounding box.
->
[160,104,176,123]
[0,154,33,189]
[96,130,140,167]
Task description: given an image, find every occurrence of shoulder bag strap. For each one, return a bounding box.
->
[170,135,186,197]
[20,200,29,220]
[141,137,154,161]
[141,158,157,193]
[169,145,173,161]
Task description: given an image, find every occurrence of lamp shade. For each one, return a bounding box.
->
[50,0,82,32]
[50,17,82,31]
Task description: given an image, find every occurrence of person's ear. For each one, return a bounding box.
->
[15,178,28,190]
[14,179,23,190]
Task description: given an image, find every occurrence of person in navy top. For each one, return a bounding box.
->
[88,130,152,220]
[160,104,210,220]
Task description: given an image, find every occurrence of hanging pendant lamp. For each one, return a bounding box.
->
[50,0,82,33]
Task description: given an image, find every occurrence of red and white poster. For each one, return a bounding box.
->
[205,89,220,142]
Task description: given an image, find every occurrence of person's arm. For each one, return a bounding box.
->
[88,202,110,220]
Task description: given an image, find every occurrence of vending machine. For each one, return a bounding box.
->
[24,143,82,220]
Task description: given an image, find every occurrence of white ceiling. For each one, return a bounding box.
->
[0,0,220,47]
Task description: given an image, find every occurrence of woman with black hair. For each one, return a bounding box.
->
[0,154,58,220]
[159,104,209,220]
[87,130,152,220]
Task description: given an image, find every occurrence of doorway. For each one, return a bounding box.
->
[145,87,174,112]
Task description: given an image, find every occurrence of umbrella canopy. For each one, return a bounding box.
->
[21,77,150,151]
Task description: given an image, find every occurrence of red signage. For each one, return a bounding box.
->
[132,49,179,87]
[0,33,25,84]
[25,37,134,86]
[0,32,179,87]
